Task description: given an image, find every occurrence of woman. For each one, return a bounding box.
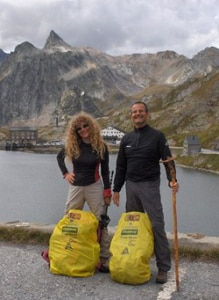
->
[57,111,112,273]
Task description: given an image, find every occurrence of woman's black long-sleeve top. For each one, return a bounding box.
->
[57,142,111,193]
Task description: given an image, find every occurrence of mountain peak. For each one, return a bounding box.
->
[43,30,73,52]
[45,30,63,45]
[0,49,7,63]
[14,42,39,56]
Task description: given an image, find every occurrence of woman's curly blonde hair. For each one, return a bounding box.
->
[65,112,107,160]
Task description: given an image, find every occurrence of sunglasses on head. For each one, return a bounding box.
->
[76,123,89,132]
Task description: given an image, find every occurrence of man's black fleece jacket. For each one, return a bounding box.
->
[113,124,176,192]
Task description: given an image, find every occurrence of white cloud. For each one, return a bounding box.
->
[0,0,219,57]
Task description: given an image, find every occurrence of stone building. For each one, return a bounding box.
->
[183,136,201,156]
[6,126,38,149]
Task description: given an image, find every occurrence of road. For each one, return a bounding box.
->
[1,242,219,300]
[201,148,219,154]
[171,147,219,155]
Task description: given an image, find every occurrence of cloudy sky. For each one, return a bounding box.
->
[0,0,219,58]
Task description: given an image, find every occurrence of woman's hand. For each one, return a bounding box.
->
[104,197,111,206]
[64,172,75,185]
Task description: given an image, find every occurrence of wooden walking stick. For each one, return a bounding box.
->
[167,157,180,291]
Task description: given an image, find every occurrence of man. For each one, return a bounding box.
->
[113,101,179,284]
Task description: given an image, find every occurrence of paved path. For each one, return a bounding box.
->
[1,242,219,300]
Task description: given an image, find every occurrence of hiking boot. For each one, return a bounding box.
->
[98,263,109,273]
[156,270,168,284]
[98,259,110,273]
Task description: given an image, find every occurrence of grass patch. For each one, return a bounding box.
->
[0,226,51,245]
[176,154,219,173]
[171,246,219,262]
[1,226,219,262]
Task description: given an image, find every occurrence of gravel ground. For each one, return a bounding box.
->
[1,242,219,300]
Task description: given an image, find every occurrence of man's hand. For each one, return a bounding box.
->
[113,192,120,207]
[170,181,179,193]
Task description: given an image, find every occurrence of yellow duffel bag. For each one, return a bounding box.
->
[49,209,100,277]
[110,212,154,284]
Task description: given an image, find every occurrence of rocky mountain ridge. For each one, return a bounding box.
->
[1,30,219,148]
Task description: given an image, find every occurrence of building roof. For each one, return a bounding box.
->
[184,136,201,145]
[101,126,125,138]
